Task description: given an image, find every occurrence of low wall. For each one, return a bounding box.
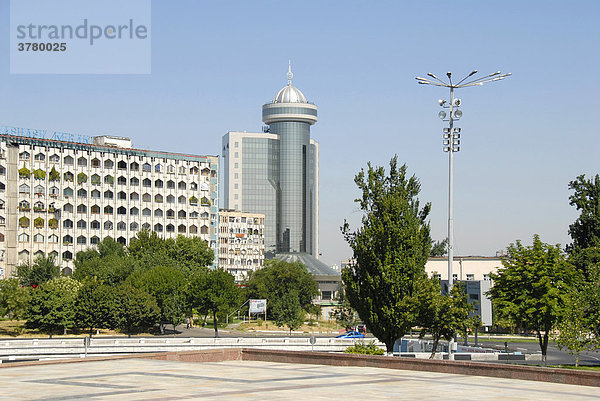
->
[2,348,598,388]
[241,349,600,387]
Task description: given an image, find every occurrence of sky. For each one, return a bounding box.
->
[1,0,598,267]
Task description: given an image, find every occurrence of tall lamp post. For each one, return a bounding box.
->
[416,70,510,359]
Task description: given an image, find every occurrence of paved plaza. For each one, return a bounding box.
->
[1,358,599,400]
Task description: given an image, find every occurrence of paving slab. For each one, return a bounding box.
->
[1,358,599,400]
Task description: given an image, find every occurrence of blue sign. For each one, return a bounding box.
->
[0,125,93,145]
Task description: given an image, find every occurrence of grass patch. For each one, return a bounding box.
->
[548,365,600,371]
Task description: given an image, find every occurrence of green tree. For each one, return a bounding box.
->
[75,279,114,336]
[245,259,318,315]
[0,278,31,319]
[18,165,30,178]
[341,157,431,353]
[568,174,600,253]
[188,268,240,337]
[111,283,160,336]
[33,168,46,180]
[26,277,81,337]
[271,290,304,334]
[488,235,578,365]
[416,279,471,358]
[77,172,87,184]
[430,238,448,257]
[15,255,60,287]
[129,265,188,334]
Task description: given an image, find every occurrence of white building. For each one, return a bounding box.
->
[218,209,265,282]
[425,256,502,281]
[0,130,219,278]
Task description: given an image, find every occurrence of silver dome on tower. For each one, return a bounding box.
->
[273,64,307,103]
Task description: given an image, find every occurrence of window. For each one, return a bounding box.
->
[143,178,151,187]
[77,235,87,245]
[34,233,44,243]
[91,158,100,168]
[91,174,101,185]
[19,200,30,210]
[178,181,186,190]
[130,192,139,201]
[178,210,186,218]
[117,206,126,215]
[179,166,186,174]
[167,165,175,174]
[117,160,127,170]
[104,205,114,214]
[63,219,73,229]
[64,172,74,182]
[166,209,175,218]
[91,189,101,199]
[154,223,163,232]
[118,191,127,200]
[130,207,139,215]
[63,235,73,244]
[155,194,163,203]
[190,211,199,219]
[142,208,151,216]
[77,219,86,229]
[50,186,59,196]
[154,208,163,217]
[130,177,139,186]
[19,184,30,193]
[18,233,29,242]
[130,222,139,231]
[200,225,209,234]
[77,157,87,167]
[104,221,113,230]
[104,160,114,169]
[167,180,175,189]
[19,250,30,262]
[190,225,198,234]
[179,195,186,204]
[104,190,113,199]
[91,205,100,214]
[483,274,490,281]
[167,195,175,203]
[117,237,126,245]
[77,204,87,214]
[48,234,58,243]
[34,153,45,161]
[49,154,60,163]
[63,187,73,197]
[62,251,73,260]
[155,179,163,188]
[104,175,114,184]
[130,162,139,171]
[466,274,475,281]
[190,166,199,174]
[143,163,151,172]
[117,176,127,185]
[142,222,150,230]
[178,224,186,233]
[77,188,87,198]
[190,182,198,190]
[64,155,73,165]
[166,224,175,232]
[117,221,126,231]
[154,164,161,172]
[90,236,100,245]
[91,220,100,229]
[142,193,151,202]
[63,203,73,213]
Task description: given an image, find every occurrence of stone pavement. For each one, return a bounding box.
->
[1,358,599,400]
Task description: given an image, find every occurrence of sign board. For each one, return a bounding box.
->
[249,299,266,314]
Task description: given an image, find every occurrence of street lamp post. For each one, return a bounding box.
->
[416,70,510,360]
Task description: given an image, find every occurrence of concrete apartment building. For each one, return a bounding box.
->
[0,130,219,278]
[218,209,265,282]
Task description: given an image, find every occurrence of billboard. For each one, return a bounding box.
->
[249,299,266,313]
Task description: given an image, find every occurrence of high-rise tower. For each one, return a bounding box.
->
[222,64,319,258]
[262,63,318,255]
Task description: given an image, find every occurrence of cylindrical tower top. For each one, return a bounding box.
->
[262,64,318,125]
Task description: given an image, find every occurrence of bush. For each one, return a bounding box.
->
[344,340,384,355]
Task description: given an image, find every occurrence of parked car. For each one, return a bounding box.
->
[336,331,365,339]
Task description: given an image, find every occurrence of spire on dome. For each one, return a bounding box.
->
[287,60,294,85]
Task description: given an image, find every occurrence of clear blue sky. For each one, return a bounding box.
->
[1,0,598,267]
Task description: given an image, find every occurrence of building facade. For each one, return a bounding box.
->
[0,132,219,278]
[218,209,265,282]
[222,66,319,258]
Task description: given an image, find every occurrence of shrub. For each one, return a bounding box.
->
[344,341,384,355]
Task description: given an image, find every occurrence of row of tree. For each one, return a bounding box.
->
[0,231,320,338]
[341,157,600,364]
